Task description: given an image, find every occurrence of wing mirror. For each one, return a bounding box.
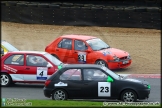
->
[47,62,52,68]
[86,49,91,53]
[107,76,114,82]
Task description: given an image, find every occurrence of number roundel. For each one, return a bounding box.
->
[98,82,111,97]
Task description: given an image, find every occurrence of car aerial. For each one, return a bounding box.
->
[1,40,19,56]
[43,64,151,102]
[45,35,131,70]
[1,51,64,87]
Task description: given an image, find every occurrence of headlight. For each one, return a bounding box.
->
[143,84,151,89]
[127,54,131,59]
[113,56,120,61]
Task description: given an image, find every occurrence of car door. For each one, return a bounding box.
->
[54,38,75,63]
[3,54,25,81]
[73,40,94,64]
[58,68,83,98]
[23,54,54,82]
[81,68,117,99]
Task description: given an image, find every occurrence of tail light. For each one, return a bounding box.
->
[45,80,51,87]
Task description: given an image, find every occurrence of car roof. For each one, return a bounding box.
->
[63,64,102,69]
[60,35,97,41]
[7,51,47,55]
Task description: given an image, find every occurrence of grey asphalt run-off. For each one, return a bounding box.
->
[1,78,161,103]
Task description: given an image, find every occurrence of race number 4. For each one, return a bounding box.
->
[78,52,86,62]
[36,67,48,80]
[98,82,111,97]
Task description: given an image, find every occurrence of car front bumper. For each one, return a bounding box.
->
[43,87,53,98]
[137,89,150,100]
[108,59,132,70]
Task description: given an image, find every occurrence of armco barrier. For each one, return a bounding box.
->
[1,1,161,30]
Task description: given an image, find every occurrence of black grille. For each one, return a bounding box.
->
[120,56,127,60]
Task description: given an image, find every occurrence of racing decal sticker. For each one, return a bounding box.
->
[4,65,17,73]
[78,52,86,63]
[102,51,111,56]
[98,82,111,97]
[36,67,48,80]
[54,81,68,86]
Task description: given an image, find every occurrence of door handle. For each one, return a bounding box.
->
[26,68,30,70]
[84,83,88,85]
[74,52,77,53]
[56,49,59,51]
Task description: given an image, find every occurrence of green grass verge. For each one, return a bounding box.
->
[1,99,161,107]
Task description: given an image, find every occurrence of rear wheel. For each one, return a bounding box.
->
[95,60,108,68]
[52,89,67,100]
[1,73,12,87]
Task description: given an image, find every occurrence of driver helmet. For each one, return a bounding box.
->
[85,69,94,77]
[29,56,38,64]
[77,41,84,48]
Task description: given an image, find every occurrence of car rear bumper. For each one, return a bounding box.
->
[43,87,53,98]
[108,59,132,69]
[137,89,150,100]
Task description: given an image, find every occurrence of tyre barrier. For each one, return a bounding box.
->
[1,1,161,30]
[37,3,49,8]
[1,1,161,12]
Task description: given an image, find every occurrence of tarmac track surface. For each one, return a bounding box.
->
[1,75,161,103]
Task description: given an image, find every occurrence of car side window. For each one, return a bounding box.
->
[60,69,82,81]
[58,38,72,50]
[4,54,24,65]
[83,69,107,81]
[26,55,48,67]
[74,40,87,51]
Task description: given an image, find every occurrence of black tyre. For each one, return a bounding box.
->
[95,60,108,68]
[120,90,137,102]
[1,73,12,87]
[52,89,68,100]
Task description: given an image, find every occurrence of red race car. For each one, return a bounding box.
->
[45,35,132,70]
[1,51,63,86]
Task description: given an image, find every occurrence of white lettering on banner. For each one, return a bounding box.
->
[4,65,17,73]
[36,67,48,80]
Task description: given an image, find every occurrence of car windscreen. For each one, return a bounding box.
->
[44,53,63,66]
[86,38,110,51]
[101,66,119,80]
[2,41,19,51]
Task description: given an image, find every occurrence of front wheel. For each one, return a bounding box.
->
[52,89,67,100]
[120,90,137,102]
[95,60,108,68]
[1,73,12,87]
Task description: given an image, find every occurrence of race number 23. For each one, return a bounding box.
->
[98,82,111,97]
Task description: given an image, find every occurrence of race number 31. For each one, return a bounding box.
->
[78,52,86,62]
[98,82,111,97]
